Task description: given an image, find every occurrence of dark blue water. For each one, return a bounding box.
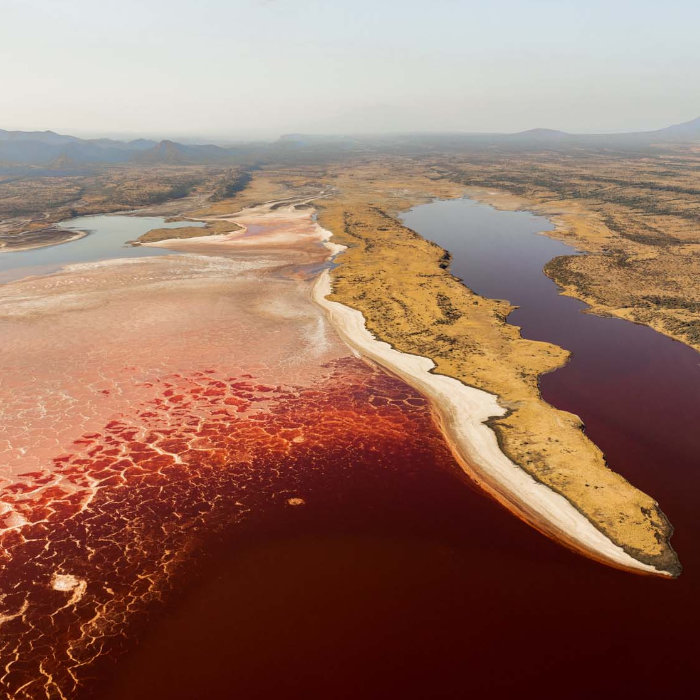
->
[0,214,204,284]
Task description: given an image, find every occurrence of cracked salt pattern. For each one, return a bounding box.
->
[0,206,461,698]
[0,360,454,698]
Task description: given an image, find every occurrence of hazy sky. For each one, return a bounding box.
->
[1,0,698,140]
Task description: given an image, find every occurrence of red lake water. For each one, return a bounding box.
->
[1,201,697,699]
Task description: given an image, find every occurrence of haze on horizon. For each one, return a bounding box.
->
[1,0,698,141]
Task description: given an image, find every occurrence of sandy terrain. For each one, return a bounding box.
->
[146,201,330,252]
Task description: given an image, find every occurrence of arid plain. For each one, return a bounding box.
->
[1,138,699,697]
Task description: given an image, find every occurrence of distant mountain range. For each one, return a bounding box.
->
[0,130,158,165]
[358,116,700,153]
[503,116,700,147]
[648,116,700,141]
[1,116,698,168]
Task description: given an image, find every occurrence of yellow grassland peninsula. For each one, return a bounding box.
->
[309,159,679,576]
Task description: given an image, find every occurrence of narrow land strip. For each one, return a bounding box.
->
[308,161,679,575]
[312,268,664,575]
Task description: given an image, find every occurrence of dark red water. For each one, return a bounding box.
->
[400,197,700,694]
[10,197,696,699]
[81,200,698,698]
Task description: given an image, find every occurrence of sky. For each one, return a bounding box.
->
[1,0,699,140]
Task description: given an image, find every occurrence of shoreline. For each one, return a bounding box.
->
[311,239,672,577]
[459,186,700,354]
[0,193,208,256]
[0,227,88,254]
